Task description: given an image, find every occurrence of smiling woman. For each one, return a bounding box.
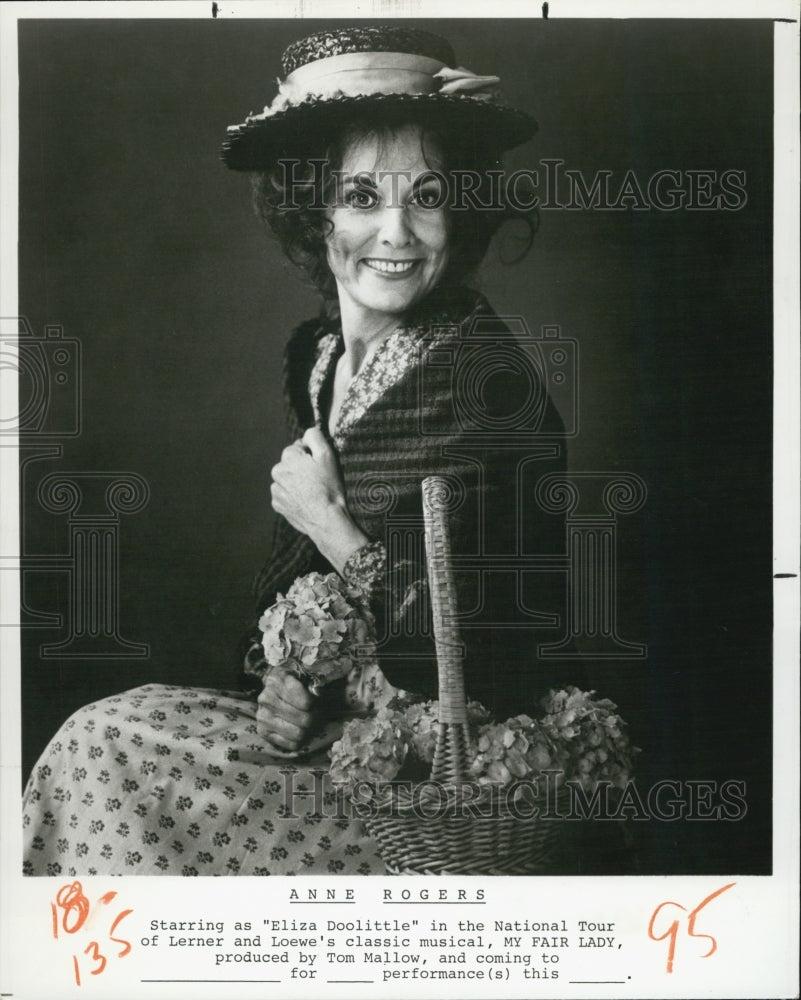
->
[251,115,523,317]
[22,24,579,877]
[324,127,451,331]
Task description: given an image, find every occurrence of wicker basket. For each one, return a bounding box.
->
[363,476,566,875]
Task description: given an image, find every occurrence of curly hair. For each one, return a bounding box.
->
[252,108,536,317]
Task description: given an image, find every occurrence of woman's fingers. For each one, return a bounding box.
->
[268,428,348,538]
[259,712,305,750]
[274,432,329,475]
[271,437,315,488]
[259,696,311,734]
[259,674,314,718]
[256,702,309,749]
[269,480,288,513]
[257,670,316,749]
[284,439,308,459]
[258,683,313,729]
[276,671,315,710]
[273,441,307,480]
[301,426,331,458]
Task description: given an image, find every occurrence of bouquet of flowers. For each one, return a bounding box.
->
[329,687,637,797]
[252,571,374,694]
[537,687,638,792]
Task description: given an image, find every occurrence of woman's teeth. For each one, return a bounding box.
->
[364,259,416,274]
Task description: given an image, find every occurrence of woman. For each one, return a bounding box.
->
[23,26,572,877]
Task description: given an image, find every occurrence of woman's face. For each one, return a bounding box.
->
[325,124,450,326]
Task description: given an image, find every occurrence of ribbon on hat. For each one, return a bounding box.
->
[238,51,502,126]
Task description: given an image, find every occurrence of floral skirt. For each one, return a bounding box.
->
[22,684,385,876]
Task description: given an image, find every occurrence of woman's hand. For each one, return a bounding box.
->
[270,427,368,573]
[270,427,347,538]
[256,668,316,752]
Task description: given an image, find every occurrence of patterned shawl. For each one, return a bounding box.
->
[245,289,576,717]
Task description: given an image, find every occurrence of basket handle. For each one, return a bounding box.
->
[422,476,474,783]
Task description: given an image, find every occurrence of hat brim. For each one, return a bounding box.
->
[221,92,537,171]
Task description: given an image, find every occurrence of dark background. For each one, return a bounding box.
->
[17,18,773,874]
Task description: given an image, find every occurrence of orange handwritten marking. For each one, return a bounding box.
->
[109,909,134,957]
[53,882,90,936]
[648,882,736,973]
[50,881,134,987]
[83,940,107,977]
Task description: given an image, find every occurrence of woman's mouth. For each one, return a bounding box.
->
[362,258,419,275]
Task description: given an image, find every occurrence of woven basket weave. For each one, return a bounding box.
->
[363,476,564,875]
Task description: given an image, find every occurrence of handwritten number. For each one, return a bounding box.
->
[51,881,134,986]
[109,909,134,957]
[647,901,685,973]
[686,882,736,956]
[648,882,736,973]
[83,941,107,977]
[55,881,90,934]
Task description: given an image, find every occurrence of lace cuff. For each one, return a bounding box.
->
[342,540,387,601]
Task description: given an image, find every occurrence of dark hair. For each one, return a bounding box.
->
[251,109,537,317]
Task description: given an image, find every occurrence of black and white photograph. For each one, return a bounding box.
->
[1,2,798,998]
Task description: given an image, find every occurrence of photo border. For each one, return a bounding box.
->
[1,3,798,998]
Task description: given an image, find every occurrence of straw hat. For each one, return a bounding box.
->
[222,25,537,170]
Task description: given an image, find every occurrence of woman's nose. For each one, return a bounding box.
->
[377,206,413,247]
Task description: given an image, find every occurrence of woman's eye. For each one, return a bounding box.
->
[344,188,377,209]
[410,187,442,209]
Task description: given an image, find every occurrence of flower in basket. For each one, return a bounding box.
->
[469,715,556,788]
[466,690,637,797]
[328,686,637,804]
[328,708,410,799]
[405,699,492,765]
[254,571,374,694]
[538,687,638,792]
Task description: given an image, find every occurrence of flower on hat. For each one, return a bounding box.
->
[434,66,501,102]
